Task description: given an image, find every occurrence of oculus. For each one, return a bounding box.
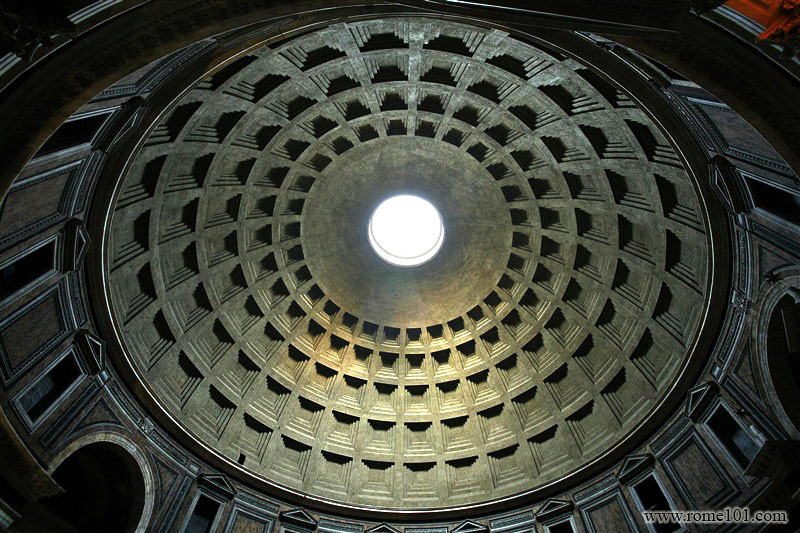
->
[368,194,445,267]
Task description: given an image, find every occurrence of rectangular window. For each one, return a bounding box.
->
[0,239,57,303]
[631,474,680,533]
[14,348,83,429]
[707,406,759,469]
[745,177,800,226]
[184,494,221,533]
[544,519,577,533]
[34,111,112,158]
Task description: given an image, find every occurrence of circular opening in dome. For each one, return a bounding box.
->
[368,195,444,267]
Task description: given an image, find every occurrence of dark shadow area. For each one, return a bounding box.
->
[767,292,800,435]
[38,442,145,533]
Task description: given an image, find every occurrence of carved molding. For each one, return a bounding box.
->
[685,381,720,422]
[535,498,575,521]
[76,329,105,373]
[450,521,488,533]
[280,508,318,530]
[197,473,236,500]
[615,453,654,483]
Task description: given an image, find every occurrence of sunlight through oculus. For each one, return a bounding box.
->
[368,195,444,267]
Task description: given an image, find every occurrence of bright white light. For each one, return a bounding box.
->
[368,195,444,267]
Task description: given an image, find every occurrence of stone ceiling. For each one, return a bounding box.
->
[105,18,711,510]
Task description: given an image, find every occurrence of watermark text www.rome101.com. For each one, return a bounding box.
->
[642,507,788,526]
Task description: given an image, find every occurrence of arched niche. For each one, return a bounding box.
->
[755,274,800,440]
[41,433,154,532]
[765,288,800,435]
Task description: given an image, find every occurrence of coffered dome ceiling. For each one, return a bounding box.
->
[105,18,713,511]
